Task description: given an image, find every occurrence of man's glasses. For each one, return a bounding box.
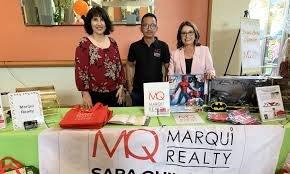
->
[141,23,157,30]
[181,31,195,37]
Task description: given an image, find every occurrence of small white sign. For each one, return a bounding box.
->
[0,95,5,129]
[144,82,170,117]
[8,91,45,130]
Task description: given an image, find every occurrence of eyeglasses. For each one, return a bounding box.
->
[181,31,195,37]
[141,23,157,30]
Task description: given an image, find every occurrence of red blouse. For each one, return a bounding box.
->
[75,37,125,93]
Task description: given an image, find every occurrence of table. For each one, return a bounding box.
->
[0,107,289,171]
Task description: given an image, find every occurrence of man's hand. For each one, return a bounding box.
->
[126,61,135,93]
[127,84,133,93]
[163,63,169,82]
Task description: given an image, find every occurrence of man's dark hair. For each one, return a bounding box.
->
[141,13,157,24]
[82,6,113,35]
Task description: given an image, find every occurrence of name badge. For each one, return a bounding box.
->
[153,49,161,58]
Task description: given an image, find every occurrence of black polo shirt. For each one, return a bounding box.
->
[128,37,170,93]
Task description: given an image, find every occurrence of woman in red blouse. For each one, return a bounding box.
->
[75,6,125,108]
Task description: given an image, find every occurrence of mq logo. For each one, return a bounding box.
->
[92,129,159,163]
[149,91,165,100]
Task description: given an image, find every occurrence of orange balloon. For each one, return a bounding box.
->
[73,0,89,16]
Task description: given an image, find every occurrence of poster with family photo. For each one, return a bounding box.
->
[168,74,206,113]
[256,85,286,122]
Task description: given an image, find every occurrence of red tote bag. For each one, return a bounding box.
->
[0,157,25,174]
[59,103,112,129]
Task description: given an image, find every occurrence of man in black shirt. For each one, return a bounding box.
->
[126,13,170,106]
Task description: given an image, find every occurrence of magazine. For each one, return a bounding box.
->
[169,74,206,113]
[256,85,286,122]
[108,114,148,126]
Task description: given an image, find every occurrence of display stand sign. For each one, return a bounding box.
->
[0,95,5,129]
[144,82,170,116]
[256,85,286,122]
[240,17,262,74]
[8,91,45,130]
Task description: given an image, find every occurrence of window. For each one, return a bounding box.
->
[249,0,289,75]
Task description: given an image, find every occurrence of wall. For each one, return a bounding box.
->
[0,0,209,62]
[0,68,78,106]
[0,0,209,106]
[209,0,251,76]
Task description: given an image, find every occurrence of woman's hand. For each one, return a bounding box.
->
[127,84,133,93]
[116,85,125,105]
[205,72,215,80]
[81,91,93,109]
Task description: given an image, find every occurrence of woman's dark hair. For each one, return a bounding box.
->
[177,21,200,48]
[82,6,113,35]
[141,13,157,24]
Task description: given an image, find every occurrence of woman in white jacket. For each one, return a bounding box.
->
[168,21,215,79]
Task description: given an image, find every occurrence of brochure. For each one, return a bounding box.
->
[256,85,286,122]
[172,112,205,125]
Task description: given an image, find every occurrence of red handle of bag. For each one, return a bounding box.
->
[79,102,112,128]
[0,157,24,174]
[86,102,104,112]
